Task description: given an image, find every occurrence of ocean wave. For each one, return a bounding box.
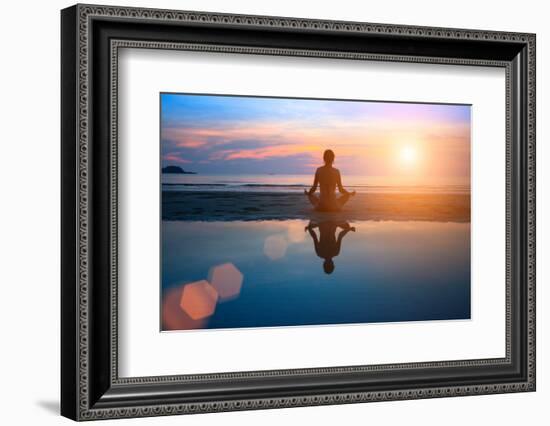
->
[161,182,470,194]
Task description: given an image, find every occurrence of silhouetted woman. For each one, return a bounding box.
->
[305,149,356,211]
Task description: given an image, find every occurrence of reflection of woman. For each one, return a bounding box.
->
[305,221,355,274]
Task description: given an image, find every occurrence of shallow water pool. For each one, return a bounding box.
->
[161,219,470,331]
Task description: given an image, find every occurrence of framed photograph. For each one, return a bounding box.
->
[61,4,536,421]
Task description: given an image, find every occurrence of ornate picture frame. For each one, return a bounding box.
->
[61,4,535,421]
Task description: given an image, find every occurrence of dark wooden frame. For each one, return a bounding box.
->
[61,3,536,421]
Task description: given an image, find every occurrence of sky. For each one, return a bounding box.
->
[160,93,471,186]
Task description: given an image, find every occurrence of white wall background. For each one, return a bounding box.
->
[0,0,546,424]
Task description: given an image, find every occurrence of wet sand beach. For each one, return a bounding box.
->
[162,191,470,222]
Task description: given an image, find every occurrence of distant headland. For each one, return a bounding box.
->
[162,166,197,174]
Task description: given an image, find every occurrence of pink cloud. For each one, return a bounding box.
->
[213,144,320,161]
[162,122,298,150]
[163,154,192,164]
[177,139,208,148]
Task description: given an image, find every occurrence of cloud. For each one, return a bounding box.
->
[159,94,471,180]
[163,154,192,164]
[162,123,294,150]
[220,144,319,161]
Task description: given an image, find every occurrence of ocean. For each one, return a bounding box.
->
[162,173,470,194]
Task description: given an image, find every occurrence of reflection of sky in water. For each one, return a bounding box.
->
[162,220,470,330]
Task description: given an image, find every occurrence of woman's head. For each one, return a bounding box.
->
[323,149,335,165]
[323,258,335,274]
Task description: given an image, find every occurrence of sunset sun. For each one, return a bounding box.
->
[399,145,418,166]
